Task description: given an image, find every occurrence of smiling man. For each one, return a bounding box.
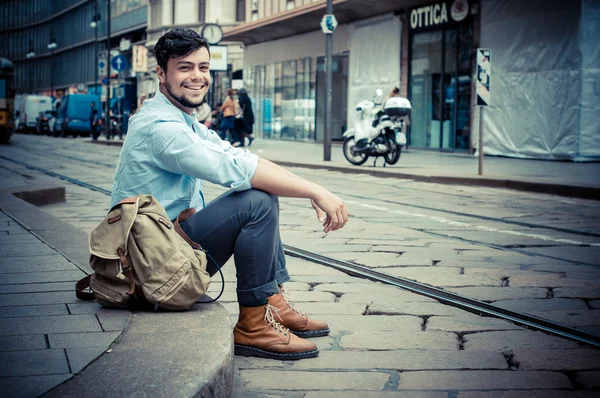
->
[110,28,350,360]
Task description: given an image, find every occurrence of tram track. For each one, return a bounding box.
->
[7,145,600,240]
[2,153,599,348]
[2,153,598,264]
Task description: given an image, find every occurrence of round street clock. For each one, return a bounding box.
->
[201,23,223,45]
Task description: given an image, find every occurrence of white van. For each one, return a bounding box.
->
[17,95,53,132]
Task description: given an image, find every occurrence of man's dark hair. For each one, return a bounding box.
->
[154,28,210,71]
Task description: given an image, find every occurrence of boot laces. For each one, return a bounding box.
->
[265,304,289,335]
[280,287,305,317]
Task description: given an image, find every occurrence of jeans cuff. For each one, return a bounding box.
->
[237,279,280,307]
[276,267,291,286]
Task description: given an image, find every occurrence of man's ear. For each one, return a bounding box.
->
[156,65,166,84]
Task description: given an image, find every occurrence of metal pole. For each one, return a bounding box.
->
[94,1,98,95]
[324,0,333,161]
[106,0,111,137]
[478,106,483,175]
[50,49,54,97]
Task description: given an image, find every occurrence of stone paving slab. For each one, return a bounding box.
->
[0,281,73,294]
[48,332,123,349]
[0,291,85,306]
[0,335,48,351]
[2,374,72,398]
[492,298,589,312]
[573,371,600,389]
[324,315,423,333]
[524,310,600,328]
[305,392,448,398]
[464,330,582,351]
[287,350,508,371]
[457,391,599,398]
[239,369,391,390]
[0,349,70,377]
[0,314,103,335]
[426,314,521,332]
[398,370,572,390]
[0,304,69,318]
[366,301,469,316]
[0,270,86,285]
[514,348,600,371]
[446,286,549,301]
[339,331,459,350]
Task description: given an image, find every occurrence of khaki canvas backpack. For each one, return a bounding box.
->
[76,195,213,311]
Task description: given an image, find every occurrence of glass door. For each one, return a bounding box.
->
[409,30,442,148]
[409,28,470,150]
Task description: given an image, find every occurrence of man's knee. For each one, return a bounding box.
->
[244,189,278,217]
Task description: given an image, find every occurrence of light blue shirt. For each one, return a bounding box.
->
[110,90,259,220]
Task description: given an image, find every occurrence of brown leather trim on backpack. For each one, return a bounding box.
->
[174,208,203,250]
[117,248,135,294]
[75,274,95,301]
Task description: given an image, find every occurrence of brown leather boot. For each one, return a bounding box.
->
[267,287,330,338]
[234,304,319,360]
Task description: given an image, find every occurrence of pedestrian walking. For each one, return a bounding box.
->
[110,28,349,360]
[235,88,255,147]
[90,101,99,141]
[219,89,236,144]
[196,99,212,128]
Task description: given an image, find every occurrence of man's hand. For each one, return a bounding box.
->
[312,190,349,233]
[311,199,326,223]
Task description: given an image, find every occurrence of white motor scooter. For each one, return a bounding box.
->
[342,89,411,166]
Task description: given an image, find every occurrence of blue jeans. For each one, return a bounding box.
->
[180,189,290,306]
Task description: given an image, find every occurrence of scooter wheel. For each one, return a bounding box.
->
[343,137,369,166]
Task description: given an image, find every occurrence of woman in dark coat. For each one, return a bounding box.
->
[235,88,255,147]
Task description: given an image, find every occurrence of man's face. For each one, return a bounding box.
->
[157,47,211,114]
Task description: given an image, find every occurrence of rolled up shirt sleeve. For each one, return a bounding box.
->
[152,122,258,191]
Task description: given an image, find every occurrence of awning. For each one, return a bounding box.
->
[223,0,423,45]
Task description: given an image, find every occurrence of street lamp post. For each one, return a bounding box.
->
[91,1,101,95]
[26,39,35,94]
[48,31,57,98]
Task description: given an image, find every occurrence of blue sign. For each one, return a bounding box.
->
[102,76,110,85]
[111,54,128,72]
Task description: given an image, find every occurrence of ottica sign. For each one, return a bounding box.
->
[410,0,469,30]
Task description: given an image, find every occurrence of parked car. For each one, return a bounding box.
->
[54,93,100,137]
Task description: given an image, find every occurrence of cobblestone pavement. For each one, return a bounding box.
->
[1,134,599,396]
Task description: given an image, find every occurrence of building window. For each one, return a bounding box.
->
[251,0,258,21]
[199,0,206,23]
[236,0,245,21]
[286,0,295,11]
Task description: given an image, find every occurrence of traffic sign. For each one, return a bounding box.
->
[476,48,491,106]
[101,76,110,85]
[111,54,128,72]
[98,60,107,76]
[320,14,338,34]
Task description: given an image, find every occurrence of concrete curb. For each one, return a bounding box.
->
[1,181,234,397]
[86,139,600,200]
[273,160,600,201]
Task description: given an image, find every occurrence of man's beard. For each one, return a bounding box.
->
[165,80,205,109]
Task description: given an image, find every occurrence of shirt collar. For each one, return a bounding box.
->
[154,89,197,129]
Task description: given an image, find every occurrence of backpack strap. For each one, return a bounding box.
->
[75,274,95,301]
[174,208,203,251]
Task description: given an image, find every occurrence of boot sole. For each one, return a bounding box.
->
[234,344,319,360]
[290,328,330,338]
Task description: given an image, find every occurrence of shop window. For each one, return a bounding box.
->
[251,0,258,21]
[199,0,206,23]
[236,0,245,21]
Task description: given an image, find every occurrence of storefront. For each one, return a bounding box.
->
[407,0,475,151]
